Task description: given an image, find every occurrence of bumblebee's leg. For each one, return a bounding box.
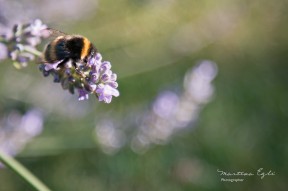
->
[72,61,85,78]
[72,61,77,68]
[75,68,85,78]
[57,58,69,68]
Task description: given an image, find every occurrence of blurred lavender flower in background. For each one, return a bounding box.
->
[95,60,218,154]
[0,19,47,68]
[0,109,43,158]
[95,120,126,154]
[0,0,98,27]
[184,60,217,104]
[132,60,217,153]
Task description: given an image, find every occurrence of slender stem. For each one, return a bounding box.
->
[23,45,43,57]
[0,150,52,191]
[0,36,5,43]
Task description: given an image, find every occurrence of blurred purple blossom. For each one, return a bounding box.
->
[184,60,217,103]
[0,19,46,68]
[94,60,218,154]
[0,109,44,157]
[131,60,217,153]
[95,120,125,154]
[152,91,179,118]
[24,19,47,37]
[0,0,98,26]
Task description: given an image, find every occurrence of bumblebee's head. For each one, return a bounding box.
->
[89,44,97,57]
[82,42,97,64]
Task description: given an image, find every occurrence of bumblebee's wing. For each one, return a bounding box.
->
[40,28,69,63]
[41,28,67,39]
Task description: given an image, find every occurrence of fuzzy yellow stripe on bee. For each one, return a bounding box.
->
[50,36,64,61]
[81,37,90,60]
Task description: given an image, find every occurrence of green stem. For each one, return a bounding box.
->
[0,150,52,191]
[23,45,43,57]
[0,36,5,43]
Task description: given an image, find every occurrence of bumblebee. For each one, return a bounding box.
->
[42,28,97,67]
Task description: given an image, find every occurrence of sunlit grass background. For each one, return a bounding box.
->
[0,0,288,190]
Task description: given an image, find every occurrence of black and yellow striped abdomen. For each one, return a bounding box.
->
[44,35,95,63]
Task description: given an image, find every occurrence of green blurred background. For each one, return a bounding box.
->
[0,0,288,190]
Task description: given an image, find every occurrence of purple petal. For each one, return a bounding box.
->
[95,53,102,62]
[88,56,96,66]
[110,73,117,81]
[103,95,112,103]
[90,84,97,92]
[91,61,101,73]
[89,72,99,83]
[28,19,47,37]
[96,84,119,103]
[26,37,41,46]
[17,56,29,63]
[44,60,64,71]
[101,61,111,71]
[78,88,89,101]
[101,73,109,82]
[107,81,118,88]
[9,50,19,60]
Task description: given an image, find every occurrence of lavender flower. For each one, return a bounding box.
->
[132,60,218,152]
[24,19,48,46]
[96,84,120,103]
[40,52,120,103]
[0,109,44,156]
[0,19,46,68]
[78,88,89,101]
